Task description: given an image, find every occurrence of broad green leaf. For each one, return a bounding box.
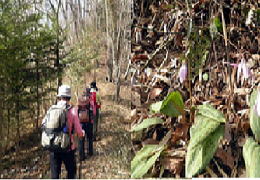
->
[131,150,162,178]
[243,138,260,177]
[250,89,260,141]
[131,117,164,132]
[131,145,158,171]
[185,104,225,177]
[131,131,171,178]
[150,101,163,113]
[160,91,184,117]
[186,125,224,178]
[189,115,220,149]
[250,89,258,107]
[197,104,226,123]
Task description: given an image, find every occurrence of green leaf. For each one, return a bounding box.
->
[249,89,260,141]
[131,144,164,178]
[150,101,163,113]
[160,91,184,117]
[243,138,260,177]
[185,104,225,177]
[197,104,226,123]
[131,117,164,132]
[131,145,158,171]
[202,73,209,81]
[132,150,162,178]
[250,89,258,107]
[131,131,172,178]
[186,125,224,178]
[189,115,220,148]
[210,17,222,39]
[214,17,222,31]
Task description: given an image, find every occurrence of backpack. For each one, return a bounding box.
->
[41,104,71,152]
[78,106,90,123]
[90,91,97,116]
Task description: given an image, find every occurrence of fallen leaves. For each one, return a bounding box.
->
[131,0,260,178]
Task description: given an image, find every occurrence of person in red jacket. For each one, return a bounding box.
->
[77,96,94,161]
[90,81,101,140]
[42,85,85,179]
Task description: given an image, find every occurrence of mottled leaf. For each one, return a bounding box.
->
[197,104,226,123]
[250,89,260,141]
[131,144,164,178]
[131,150,162,178]
[185,105,225,177]
[131,117,164,132]
[243,138,260,177]
[131,145,158,171]
[186,125,224,178]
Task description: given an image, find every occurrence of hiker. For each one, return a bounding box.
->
[90,81,101,140]
[41,85,85,179]
[77,95,93,161]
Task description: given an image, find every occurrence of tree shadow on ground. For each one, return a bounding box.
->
[0,129,49,178]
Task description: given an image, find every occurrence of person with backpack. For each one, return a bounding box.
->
[90,81,101,140]
[41,85,85,179]
[77,95,94,161]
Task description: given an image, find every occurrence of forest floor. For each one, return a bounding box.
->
[0,64,132,178]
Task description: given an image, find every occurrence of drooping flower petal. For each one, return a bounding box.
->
[242,61,251,79]
[255,90,260,117]
[237,61,242,83]
[179,63,187,83]
[237,59,252,84]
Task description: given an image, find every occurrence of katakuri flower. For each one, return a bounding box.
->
[237,59,251,84]
[179,63,187,83]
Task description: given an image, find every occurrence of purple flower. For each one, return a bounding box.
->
[255,90,260,117]
[179,63,187,83]
[237,59,251,83]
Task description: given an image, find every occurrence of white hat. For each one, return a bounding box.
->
[57,85,71,97]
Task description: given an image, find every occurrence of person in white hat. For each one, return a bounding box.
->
[42,85,85,179]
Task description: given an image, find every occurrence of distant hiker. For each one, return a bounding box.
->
[90,81,101,140]
[41,85,85,179]
[77,95,94,161]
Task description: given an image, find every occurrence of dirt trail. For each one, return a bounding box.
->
[0,66,132,178]
[74,67,132,178]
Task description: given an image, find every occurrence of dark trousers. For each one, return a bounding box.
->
[93,108,100,138]
[79,122,93,160]
[50,150,76,179]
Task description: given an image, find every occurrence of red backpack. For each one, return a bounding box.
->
[90,91,97,116]
[77,96,91,123]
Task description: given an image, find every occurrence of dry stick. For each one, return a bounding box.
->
[213,159,228,178]
[220,3,233,118]
[206,166,218,177]
[185,0,193,123]
[141,17,182,71]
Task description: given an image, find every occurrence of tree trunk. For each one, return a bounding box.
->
[105,0,113,82]
[36,58,40,129]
